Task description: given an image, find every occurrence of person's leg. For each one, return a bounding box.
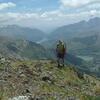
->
[57,57,60,67]
[60,54,64,67]
[62,58,64,67]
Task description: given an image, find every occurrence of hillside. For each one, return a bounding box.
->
[0,58,100,100]
[0,36,48,60]
[49,17,100,40]
[67,34,100,76]
[0,25,46,42]
[68,35,99,55]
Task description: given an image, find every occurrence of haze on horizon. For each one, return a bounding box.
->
[0,0,100,32]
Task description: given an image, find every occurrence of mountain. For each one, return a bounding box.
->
[67,34,100,76]
[67,34,100,56]
[41,17,100,48]
[0,25,46,42]
[49,17,100,40]
[0,36,48,59]
[0,59,100,100]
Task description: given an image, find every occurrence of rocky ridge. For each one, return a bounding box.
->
[0,57,100,100]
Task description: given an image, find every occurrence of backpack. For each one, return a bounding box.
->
[56,43,65,54]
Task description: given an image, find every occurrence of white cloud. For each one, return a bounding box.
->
[87,3,100,9]
[0,10,100,31]
[0,2,16,10]
[60,0,100,8]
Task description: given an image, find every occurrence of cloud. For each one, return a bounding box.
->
[0,9,100,31]
[0,9,99,24]
[87,3,100,9]
[60,0,100,8]
[0,2,16,10]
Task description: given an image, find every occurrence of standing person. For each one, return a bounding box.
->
[56,40,66,67]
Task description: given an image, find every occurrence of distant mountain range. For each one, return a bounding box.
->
[1,17,100,43]
[49,17,100,40]
[0,25,46,42]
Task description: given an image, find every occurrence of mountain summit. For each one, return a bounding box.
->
[0,58,100,100]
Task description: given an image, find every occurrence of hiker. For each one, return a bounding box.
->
[56,40,66,67]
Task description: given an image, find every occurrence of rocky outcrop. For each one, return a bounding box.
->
[0,59,100,100]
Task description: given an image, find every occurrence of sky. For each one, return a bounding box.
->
[0,0,100,31]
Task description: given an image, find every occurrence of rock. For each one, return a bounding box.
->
[28,97,34,100]
[25,89,31,93]
[41,74,54,84]
[20,74,26,78]
[22,80,29,85]
[33,95,44,100]
[9,96,29,100]
[0,57,6,64]
[42,76,51,81]
[34,63,42,72]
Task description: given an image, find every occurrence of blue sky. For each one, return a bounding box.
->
[0,0,60,12]
[0,0,100,31]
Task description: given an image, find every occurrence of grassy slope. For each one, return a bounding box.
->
[0,60,100,100]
